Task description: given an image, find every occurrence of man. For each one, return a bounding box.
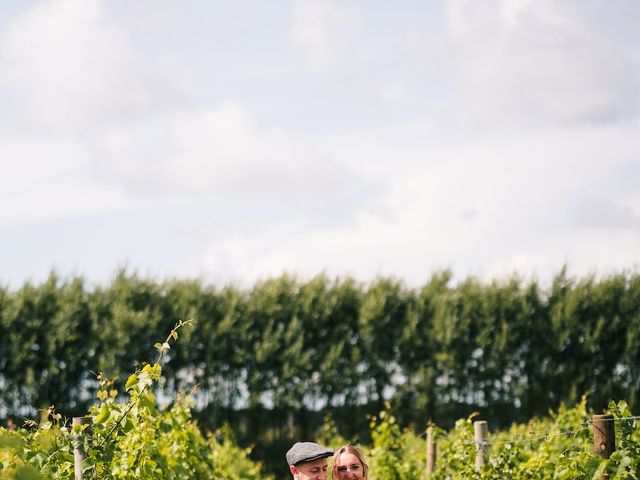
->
[286,441,334,480]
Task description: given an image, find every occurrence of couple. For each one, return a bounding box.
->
[286,441,368,480]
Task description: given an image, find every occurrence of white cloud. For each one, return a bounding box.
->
[496,0,536,30]
[442,0,639,127]
[290,0,362,72]
[0,97,363,227]
[486,227,640,283]
[0,0,184,131]
[572,198,640,230]
[0,0,638,288]
[0,132,126,225]
[90,101,360,201]
[189,123,640,286]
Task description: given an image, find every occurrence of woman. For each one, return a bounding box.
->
[331,444,369,480]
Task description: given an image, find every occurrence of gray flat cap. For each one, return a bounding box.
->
[286,441,333,466]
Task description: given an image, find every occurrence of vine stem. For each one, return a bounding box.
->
[97,320,192,447]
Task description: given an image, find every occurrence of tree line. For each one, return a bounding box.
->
[1,268,638,439]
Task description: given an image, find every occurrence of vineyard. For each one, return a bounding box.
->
[355,399,640,480]
[2,321,639,479]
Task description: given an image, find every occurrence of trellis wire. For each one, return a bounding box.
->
[422,415,640,446]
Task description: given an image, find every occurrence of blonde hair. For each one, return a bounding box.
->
[331,444,369,480]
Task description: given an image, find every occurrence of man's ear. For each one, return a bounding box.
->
[290,465,298,477]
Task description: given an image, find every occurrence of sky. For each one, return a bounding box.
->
[0,0,639,289]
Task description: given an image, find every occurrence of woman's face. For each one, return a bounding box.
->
[334,452,365,480]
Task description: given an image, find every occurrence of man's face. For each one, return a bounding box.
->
[290,457,328,480]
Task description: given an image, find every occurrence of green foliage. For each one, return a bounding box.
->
[2,268,640,476]
[317,414,349,448]
[0,322,271,479]
[429,414,479,480]
[607,400,640,479]
[0,408,73,480]
[208,425,266,480]
[365,406,424,480]
[321,401,640,480]
[4,269,640,423]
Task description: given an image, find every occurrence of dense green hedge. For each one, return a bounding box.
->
[1,268,639,474]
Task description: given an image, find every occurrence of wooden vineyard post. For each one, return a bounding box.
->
[73,417,93,480]
[474,420,488,470]
[426,426,436,475]
[592,414,615,480]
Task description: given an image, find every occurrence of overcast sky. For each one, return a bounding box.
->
[0,0,639,289]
